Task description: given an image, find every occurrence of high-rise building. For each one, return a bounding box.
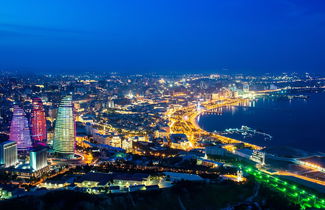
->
[31,98,47,145]
[111,135,122,148]
[107,100,115,108]
[243,83,250,92]
[53,96,75,158]
[30,147,47,171]
[9,106,32,151]
[250,150,265,166]
[0,140,18,168]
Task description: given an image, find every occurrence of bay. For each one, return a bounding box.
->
[197,92,325,153]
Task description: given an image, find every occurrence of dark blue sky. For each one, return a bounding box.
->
[0,0,324,74]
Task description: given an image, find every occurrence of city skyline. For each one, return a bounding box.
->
[0,72,324,209]
[0,1,324,209]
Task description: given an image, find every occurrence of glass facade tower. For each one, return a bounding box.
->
[30,147,48,171]
[31,98,47,145]
[53,96,75,158]
[0,140,18,167]
[9,106,32,151]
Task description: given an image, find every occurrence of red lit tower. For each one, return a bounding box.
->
[31,98,47,145]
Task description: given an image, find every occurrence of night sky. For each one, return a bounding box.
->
[1,0,324,74]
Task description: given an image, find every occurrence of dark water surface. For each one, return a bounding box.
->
[197,92,325,153]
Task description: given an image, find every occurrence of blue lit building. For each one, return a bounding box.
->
[0,140,18,168]
[30,147,48,171]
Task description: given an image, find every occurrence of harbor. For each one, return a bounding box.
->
[219,125,272,141]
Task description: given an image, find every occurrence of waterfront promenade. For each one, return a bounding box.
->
[168,97,263,150]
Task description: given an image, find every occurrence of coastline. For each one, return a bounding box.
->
[188,98,263,150]
[196,92,325,154]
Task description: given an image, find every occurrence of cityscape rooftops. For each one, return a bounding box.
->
[170,134,189,143]
[76,172,151,185]
[163,172,204,181]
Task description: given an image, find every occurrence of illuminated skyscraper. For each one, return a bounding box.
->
[243,83,250,92]
[31,98,47,145]
[0,140,18,167]
[53,96,75,158]
[30,147,48,171]
[9,106,32,151]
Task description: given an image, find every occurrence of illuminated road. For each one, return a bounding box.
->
[275,171,325,186]
[168,98,262,150]
[243,166,325,209]
[75,151,94,164]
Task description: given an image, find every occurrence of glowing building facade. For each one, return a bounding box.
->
[31,98,47,145]
[0,140,18,167]
[53,96,75,158]
[30,147,48,171]
[9,106,32,151]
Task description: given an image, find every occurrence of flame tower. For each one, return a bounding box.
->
[53,96,75,158]
[9,106,32,151]
[31,98,47,145]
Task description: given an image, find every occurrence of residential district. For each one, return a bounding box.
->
[0,72,324,209]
